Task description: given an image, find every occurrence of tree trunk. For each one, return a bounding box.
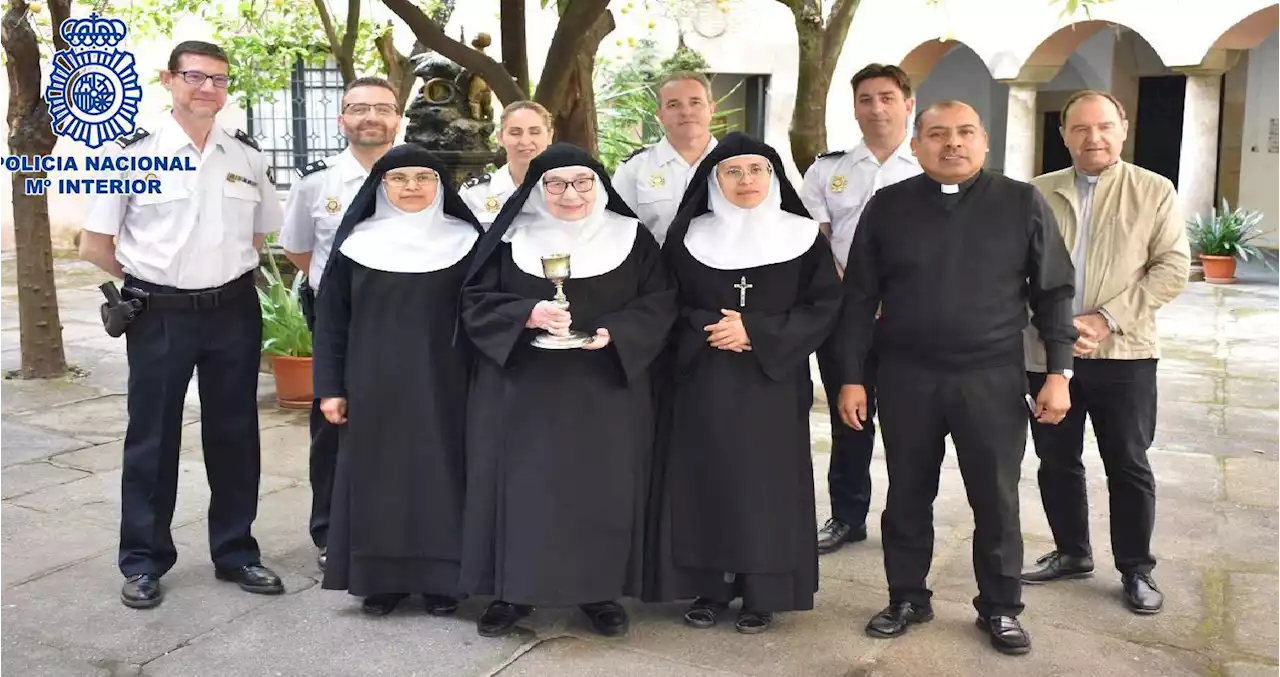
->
[3,0,68,379]
[782,0,859,175]
[539,10,613,154]
[376,32,426,112]
[380,0,525,105]
[500,0,529,95]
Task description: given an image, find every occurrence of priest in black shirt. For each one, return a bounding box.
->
[837,100,1076,656]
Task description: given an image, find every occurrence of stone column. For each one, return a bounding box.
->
[1177,72,1224,222]
[1003,83,1038,181]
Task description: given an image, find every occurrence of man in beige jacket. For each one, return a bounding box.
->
[1020,90,1190,615]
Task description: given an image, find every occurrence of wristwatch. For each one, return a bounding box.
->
[1049,368,1074,380]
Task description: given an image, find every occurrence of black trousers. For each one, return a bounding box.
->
[1027,359,1158,575]
[118,272,262,577]
[301,284,339,549]
[878,359,1027,618]
[815,335,877,527]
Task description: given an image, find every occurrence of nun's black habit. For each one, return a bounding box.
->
[313,144,482,601]
[645,133,842,619]
[458,144,677,611]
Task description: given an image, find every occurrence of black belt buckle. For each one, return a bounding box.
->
[191,290,222,310]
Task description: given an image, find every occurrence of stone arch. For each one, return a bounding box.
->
[898,39,992,90]
[1014,20,1168,84]
[1208,3,1278,54]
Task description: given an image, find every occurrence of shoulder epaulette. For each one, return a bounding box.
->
[115,128,149,149]
[295,159,329,179]
[815,149,847,160]
[463,173,492,189]
[233,129,260,151]
[622,145,651,164]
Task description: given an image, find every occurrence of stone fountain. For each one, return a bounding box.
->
[404,33,501,188]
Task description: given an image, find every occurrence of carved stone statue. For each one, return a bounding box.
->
[404,42,498,187]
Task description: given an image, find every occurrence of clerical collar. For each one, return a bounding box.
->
[941,183,960,194]
[930,170,981,195]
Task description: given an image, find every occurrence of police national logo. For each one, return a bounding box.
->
[45,13,142,149]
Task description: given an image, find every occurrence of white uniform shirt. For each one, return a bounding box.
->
[82,113,282,290]
[612,136,718,246]
[799,139,921,268]
[458,164,519,229]
[279,149,369,287]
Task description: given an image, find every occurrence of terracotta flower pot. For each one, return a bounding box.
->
[1199,254,1238,284]
[271,355,314,409]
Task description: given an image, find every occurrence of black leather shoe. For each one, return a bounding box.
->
[865,602,934,638]
[121,574,163,609]
[362,593,408,616]
[478,601,532,637]
[214,563,284,594]
[580,601,629,637]
[423,593,460,616]
[975,615,1031,655]
[317,547,326,572]
[735,609,773,634]
[817,518,867,554]
[1021,550,1094,584]
[1122,573,1164,614]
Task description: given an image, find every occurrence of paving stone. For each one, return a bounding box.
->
[1223,662,1280,677]
[1223,407,1280,442]
[1216,507,1280,568]
[1,629,142,677]
[611,578,891,677]
[1,419,92,466]
[0,376,102,414]
[8,461,297,532]
[139,588,527,677]
[500,637,745,676]
[1158,370,1221,404]
[1225,377,1280,410]
[0,504,117,588]
[172,484,318,578]
[1223,457,1279,508]
[14,395,198,445]
[257,424,311,482]
[1149,450,1222,503]
[2,460,91,499]
[1227,573,1280,661]
[1,551,314,665]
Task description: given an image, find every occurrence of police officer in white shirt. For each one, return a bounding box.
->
[279,76,401,573]
[460,101,553,228]
[612,71,718,245]
[798,63,922,555]
[79,41,285,609]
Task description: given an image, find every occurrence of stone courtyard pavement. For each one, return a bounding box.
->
[2,254,1277,677]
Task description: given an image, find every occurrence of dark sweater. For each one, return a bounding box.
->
[838,170,1077,384]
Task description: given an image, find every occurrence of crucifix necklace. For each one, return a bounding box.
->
[733,276,753,308]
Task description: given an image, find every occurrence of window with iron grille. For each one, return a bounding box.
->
[246,56,349,191]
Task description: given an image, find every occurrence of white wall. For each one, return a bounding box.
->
[1238,31,1280,247]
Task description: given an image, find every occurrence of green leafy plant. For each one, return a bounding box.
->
[257,248,314,357]
[1187,198,1276,268]
[594,39,743,173]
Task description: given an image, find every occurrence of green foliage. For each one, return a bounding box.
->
[594,39,741,173]
[1187,198,1275,268]
[257,247,313,357]
[110,0,400,107]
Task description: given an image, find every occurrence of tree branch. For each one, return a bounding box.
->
[821,0,859,77]
[313,0,355,83]
[500,0,529,94]
[49,0,69,52]
[532,0,612,115]
[380,0,525,104]
[340,0,359,63]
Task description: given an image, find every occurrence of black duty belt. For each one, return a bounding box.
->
[123,272,255,311]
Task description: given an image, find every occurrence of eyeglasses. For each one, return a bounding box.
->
[384,171,439,188]
[173,70,231,89]
[543,176,594,195]
[343,103,400,117]
[719,165,772,183]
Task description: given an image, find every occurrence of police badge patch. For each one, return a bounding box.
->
[484,196,500,213]
[326,197,341,214]
[649,172,666,189]
[830,175,848,193]
[45,13,143,149]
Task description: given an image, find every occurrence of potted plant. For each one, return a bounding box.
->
[1187,199,1274,284]
[258,247,313,409]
